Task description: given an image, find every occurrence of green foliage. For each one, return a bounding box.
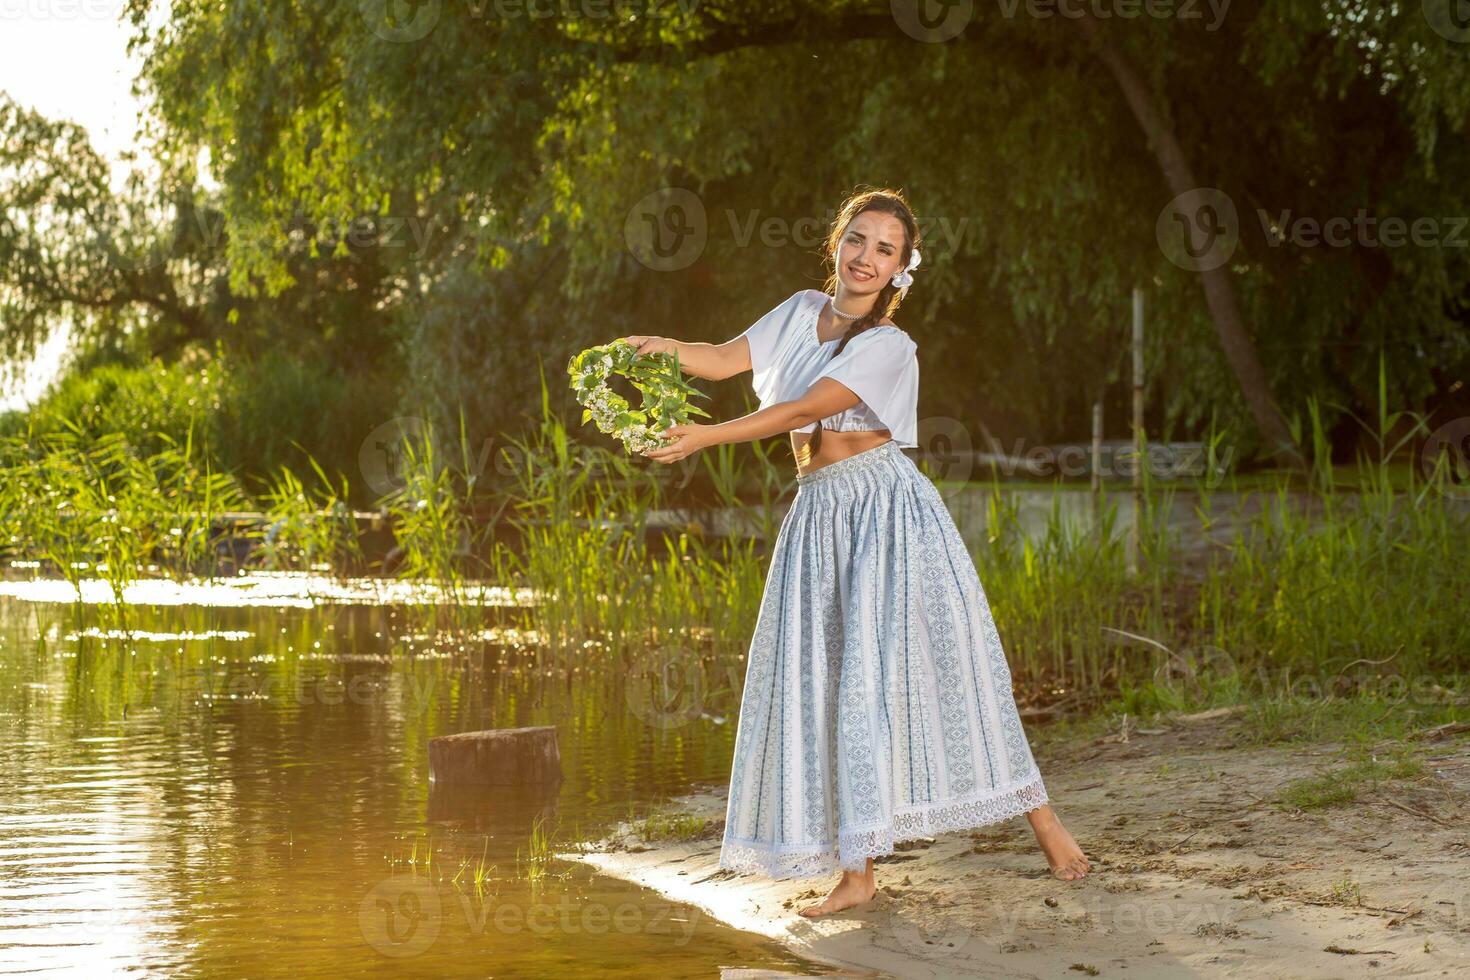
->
[257,458,365,575]
[4,349,398,507]
[0,424,250,618]
[380,407,488,625]
[0,3,1462,473]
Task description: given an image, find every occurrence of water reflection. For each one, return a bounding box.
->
[0,570,535,609]
[0,580,826,976]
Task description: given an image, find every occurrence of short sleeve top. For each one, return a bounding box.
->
[735,289,920,449]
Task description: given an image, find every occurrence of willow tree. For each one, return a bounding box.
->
[120,0,1470,462]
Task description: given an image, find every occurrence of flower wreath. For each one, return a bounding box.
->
[566,340,711,454]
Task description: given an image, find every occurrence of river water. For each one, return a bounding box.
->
[0,576,828,977]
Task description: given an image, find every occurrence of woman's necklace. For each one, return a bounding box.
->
[830,301,864,321]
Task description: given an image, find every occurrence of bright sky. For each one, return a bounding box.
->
[0,0,154,410]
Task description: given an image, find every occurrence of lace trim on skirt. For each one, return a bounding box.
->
[718,774,1048,879]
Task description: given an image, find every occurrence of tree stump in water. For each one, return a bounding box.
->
[428,725,562,786]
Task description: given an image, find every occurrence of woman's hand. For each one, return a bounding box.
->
[641,423,712,464]
[622,336,677,357]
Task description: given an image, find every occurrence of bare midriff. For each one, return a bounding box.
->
[791,427,893,478]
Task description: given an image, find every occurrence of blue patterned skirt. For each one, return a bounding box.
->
[718,439,1049,880]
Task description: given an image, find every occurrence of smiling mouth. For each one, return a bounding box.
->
[849,266,875,282]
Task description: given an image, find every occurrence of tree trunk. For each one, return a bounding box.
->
[1073,16,1306,469]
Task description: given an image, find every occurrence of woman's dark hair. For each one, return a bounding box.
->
[799,186,921,468]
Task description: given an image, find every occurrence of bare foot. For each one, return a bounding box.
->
[797,868,878,917]
[1027,805,1090,880]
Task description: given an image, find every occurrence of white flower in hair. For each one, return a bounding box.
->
[890,247,922,289]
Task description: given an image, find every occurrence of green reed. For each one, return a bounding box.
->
[258,451,365,577]
[4,345,1461,719]
[496,374,779,667]
[1196,398,1466,684]
[959,369,1467,710]
[516,813,558,885]
[450,836,496,894]
[1105,366,1467,713]
[379,406,499,632]
[0,422,248,622]
[979,480,1144,694]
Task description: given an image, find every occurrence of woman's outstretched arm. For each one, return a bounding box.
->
[642,379,860,463]
[622,335,750,382]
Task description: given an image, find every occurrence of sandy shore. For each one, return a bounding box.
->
[559,711,1470,978]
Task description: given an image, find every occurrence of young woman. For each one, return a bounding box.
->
[625,188,1088,918]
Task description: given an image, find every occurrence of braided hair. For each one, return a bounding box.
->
[798,188,921,469]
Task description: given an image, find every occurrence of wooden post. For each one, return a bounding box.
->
[428,725,563,786]
[1091,399,1103,526]
[1129,287,1145,576]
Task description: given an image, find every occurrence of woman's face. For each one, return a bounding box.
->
[834,210,908,299]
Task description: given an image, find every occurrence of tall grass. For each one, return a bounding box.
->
[2,347,1463,719]
[257,453,365,577]
[0,420,250,621]
[1195,377,1468,687]
[495,373,776,662]
[1101,366,1468,713]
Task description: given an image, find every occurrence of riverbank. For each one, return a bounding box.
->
[559,707,1470,978]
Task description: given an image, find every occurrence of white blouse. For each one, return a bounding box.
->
[735,289,920,449]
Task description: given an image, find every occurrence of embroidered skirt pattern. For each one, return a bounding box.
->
[718,439,1048,879]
